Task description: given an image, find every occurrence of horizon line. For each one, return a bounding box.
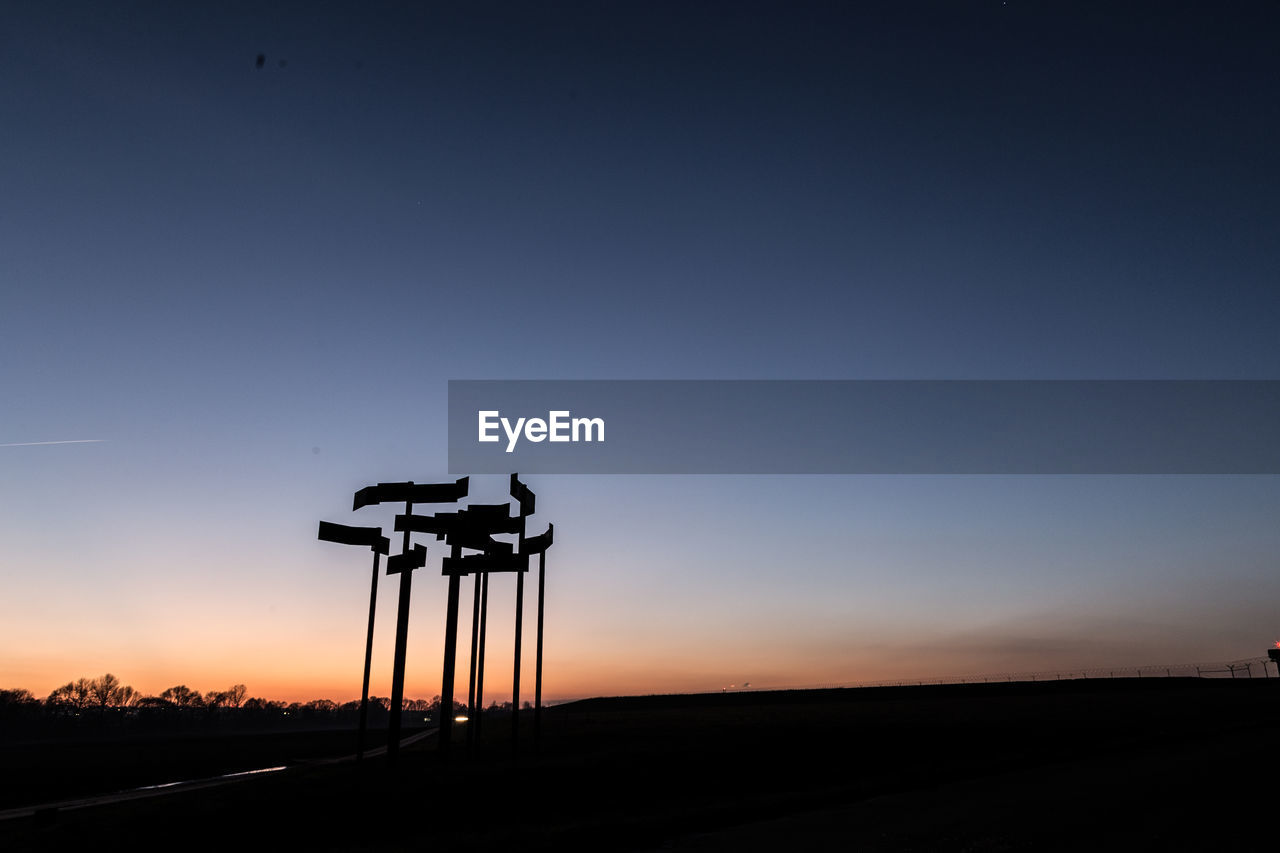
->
[0,439,106,447]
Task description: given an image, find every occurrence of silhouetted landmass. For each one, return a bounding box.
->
[0,677,469,744]
[5,678,1278,850]
[0,728,371,810]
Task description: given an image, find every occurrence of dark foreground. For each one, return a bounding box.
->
[4,678,1278,851]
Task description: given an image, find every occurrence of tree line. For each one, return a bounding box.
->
[35,674,248,713]
[0,673,523,738]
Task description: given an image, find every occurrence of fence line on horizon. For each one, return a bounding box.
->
[713,655,1278,694]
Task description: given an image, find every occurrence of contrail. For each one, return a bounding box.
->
[0,439,106,447]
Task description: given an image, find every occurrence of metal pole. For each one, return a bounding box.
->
[467,568,482,749]
[513,563,524,749]
[439,543,462,753]
[475,571,488,739]
[387,498,414,763]
[357,548,381,762]
[513,511,526,751]
[534,548,546,747]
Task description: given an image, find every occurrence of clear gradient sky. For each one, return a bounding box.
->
[2,2,1278,704]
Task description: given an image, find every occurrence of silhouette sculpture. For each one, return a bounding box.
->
[466,545,484,747]
[352,478,468,762]
[320,474,554,763]
[396,503,519,752]
[316,521,390,762]
[450,502,521,749]
[510,474,536,750]
[522,522,554,745]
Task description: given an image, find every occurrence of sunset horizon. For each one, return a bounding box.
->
[4,2,1278,847]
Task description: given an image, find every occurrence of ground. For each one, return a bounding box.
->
[4,679,1276,850]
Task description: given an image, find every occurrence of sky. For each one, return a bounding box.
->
[2,1,1278,703]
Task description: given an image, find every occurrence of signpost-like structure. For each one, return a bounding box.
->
[510,474,536,750]
[524,522,554,746]
[316,520,390,761]
[384,541,427,759]
[473,501,526,743]
[441,542,531,752]
[452,503,521,750]
[466,539,483,748]
[474,567,489,741]
[353,478,468,762]
[396,503,519,753]
[318,473,554,764]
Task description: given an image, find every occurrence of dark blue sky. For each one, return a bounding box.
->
[3,2,1278,699]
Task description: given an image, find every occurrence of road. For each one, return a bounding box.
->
[0,727,438,822]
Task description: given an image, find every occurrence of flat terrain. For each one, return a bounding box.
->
[4,679,1277,850]
[0,726,395,810]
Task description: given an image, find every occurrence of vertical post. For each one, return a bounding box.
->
[513,560,524,749]
[467,569,482,749]
[357,548,381,762]
[475,572,488,739]
[439,543,462,753]
[387,498,414,763]
[509,473,537,753]
[534,548,546,747]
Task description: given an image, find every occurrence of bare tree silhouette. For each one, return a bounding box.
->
[88,674,137,716]
[47,678,95,710]
[204,684,248,709]
[159,685,205,708]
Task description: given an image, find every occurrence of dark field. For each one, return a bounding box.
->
[0,726,408,810]
[4,679,1278,850]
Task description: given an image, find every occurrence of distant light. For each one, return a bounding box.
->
[454,715,469,722]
